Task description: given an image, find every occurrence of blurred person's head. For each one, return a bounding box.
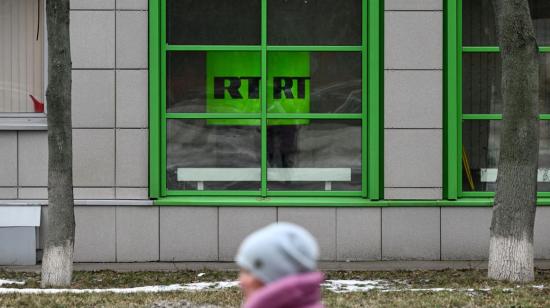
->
[235,222,320,299]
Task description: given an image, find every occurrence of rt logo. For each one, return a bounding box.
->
[214,76,310,99]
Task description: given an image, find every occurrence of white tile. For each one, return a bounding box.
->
[0,132,17,186]
[116,129,148,187]
[73,129,115,186]
[385,0,442,11]
[71,11,115,68]
[116,187,149,199]
[74,206,116,262]
[116,11,148,68]
[385,129,442,188]
[385,11,443,69]
[72,70,115,128]
[385,70,442,129]
[116,70,148,128]
[117,0,148,10]
[71,0,115,10]
[18,131,48,187]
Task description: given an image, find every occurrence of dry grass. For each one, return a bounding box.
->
[0,269,549,307]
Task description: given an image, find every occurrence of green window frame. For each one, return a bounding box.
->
[149,0,383,204]
[445,0,550,201]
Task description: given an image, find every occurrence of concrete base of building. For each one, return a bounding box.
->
[3,260,550,273]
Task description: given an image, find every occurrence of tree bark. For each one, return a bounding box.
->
[41,0,74,288]
[489,0,539,282]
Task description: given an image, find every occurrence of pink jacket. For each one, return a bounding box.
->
[244,272,324,308]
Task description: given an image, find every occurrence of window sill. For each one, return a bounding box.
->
[153,196,550,207]
[0,114,47,130]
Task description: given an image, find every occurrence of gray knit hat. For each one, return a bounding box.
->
[235,222,319,283]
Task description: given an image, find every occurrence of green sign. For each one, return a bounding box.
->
[206,51,310,125]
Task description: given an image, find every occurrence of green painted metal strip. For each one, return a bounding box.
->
[154,196,550,207]
[148,0,161,199]
[461,191,550,198]
[446,0,459,199]
[462,114,503,120]
[463,46,550,53]
[266,46,362,52]
[267,191,363,197]
[456,0,463,200]
[160,0,168,196]
[266,113,362,120]
[166,113,261,119]
[463,114,550,120]
[167,190,261,197]
[261,0,268,197]
[462,46,500,53]
[367,0,381,199]
[361,0,368,198]
[166,45,262,51]
[166,190,362,197]
[460,191,495,198]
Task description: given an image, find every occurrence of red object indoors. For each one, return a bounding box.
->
[29,95,44,113]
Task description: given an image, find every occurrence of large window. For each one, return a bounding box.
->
[0,0,44,114]
[150,0,382,199]
[447,0,550,198]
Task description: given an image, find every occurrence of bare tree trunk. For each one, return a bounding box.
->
[489,0,539,282]
[41,0,74,288]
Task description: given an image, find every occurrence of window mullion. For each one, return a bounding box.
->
[261,0,268,197]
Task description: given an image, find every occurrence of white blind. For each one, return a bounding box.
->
[0,0,44,113]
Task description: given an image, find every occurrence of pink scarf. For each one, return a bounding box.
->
[244,272,324,308]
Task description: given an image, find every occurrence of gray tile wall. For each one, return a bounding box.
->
[0,1,149,201]
[36,206,550,262]
[384,1,443,200]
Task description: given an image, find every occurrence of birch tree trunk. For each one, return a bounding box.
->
[489,0,539,282]
[41,0,74,288]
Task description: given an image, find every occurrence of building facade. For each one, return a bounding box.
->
[1,0,550,265]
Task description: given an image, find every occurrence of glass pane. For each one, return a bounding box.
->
[462,53,502,114]
[541,53,550,113]
[267,119,361,191]
[268,0,362,46]
[462,120,500,192]
[463,0,550,46]
[167,51,261,113]
[166,0,261,45]
[463,53,550,114]
[462,120,550,192]
[267,52,362,114]
[462,0,497,46]
[167,119,261,190]
[531,0,550,45]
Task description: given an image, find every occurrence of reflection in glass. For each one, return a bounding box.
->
[462,53,502,114]
[167,51,362,114]
[462,121,550,192]
[166,120,261,190]
[463,53,550,114]
[268,0,361,45]
[462,120,500,192]
[267,120,361,191]
[462,0,497,46]
[166,0,261,45]
[268,52,362,114]
[167,52,261,113]
[463,0,550,46]
[530,0,550,46]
